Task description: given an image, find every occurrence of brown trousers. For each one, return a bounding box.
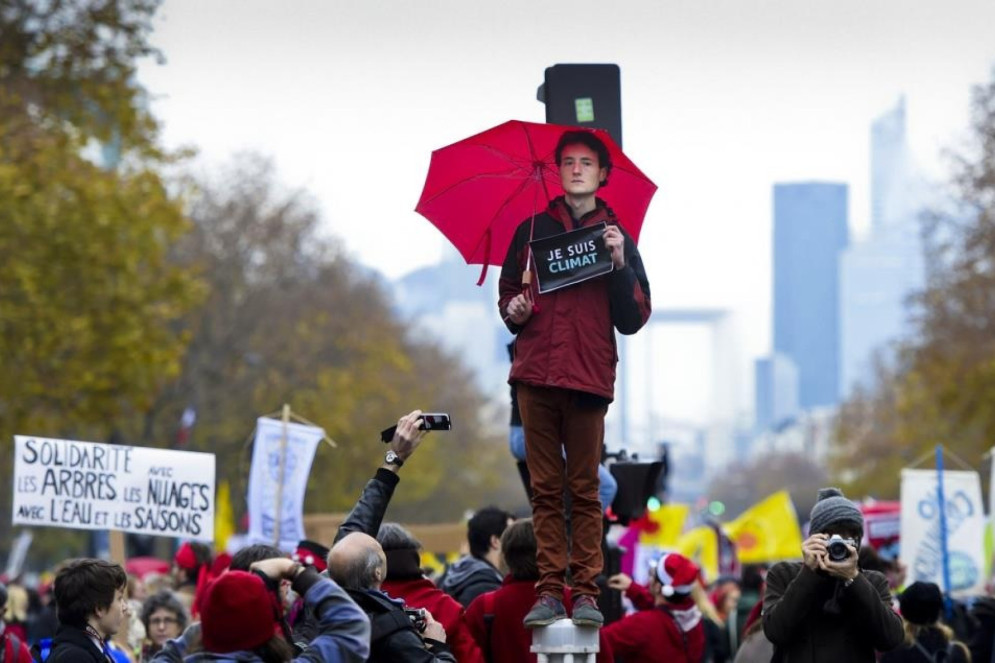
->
[517,383,606,600]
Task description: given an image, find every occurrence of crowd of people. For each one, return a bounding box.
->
[3,425,995,662]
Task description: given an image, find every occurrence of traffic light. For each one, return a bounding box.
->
[537,64,623,147]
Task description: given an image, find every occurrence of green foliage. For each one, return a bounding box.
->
[0,0,204,559]
[0,0,163,153]
[831,67,995,496]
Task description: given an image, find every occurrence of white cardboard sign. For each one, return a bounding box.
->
[13,435,215,541]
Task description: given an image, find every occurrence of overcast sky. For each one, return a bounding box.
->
[136,0,995,424]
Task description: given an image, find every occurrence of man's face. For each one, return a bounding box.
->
[94,587,129,638]
[559,144,606,197]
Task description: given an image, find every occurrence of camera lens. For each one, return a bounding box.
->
[826,536,850,562]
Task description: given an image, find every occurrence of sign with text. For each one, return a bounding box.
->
[530,222,613,294]
[13,436,215,541]
[900,469,986,597]
[246,417,322,549]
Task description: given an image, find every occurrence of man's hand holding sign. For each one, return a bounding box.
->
[604,223,626,269]
[505,222,626,323]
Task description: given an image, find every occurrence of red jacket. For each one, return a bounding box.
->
[602,596,705,663]
[381,577,483,663]
[464,577,613,663]
[499,197,651,401]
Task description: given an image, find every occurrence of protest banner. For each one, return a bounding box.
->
[13,436,215,541]
[246,416,323,549]
[900,468,986,596]
[530,222,613,293]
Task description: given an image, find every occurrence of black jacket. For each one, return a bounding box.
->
[968,596,995,663]
[347,588,455,663]
[880,627,969,663]
[335,468,399,543]
[763,561,904,662]
[296,467,453,662]
[44,625,110,663]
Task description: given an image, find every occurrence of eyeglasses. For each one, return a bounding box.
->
[149,617,179,627]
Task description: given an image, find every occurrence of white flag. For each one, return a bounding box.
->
[247,417,323,549]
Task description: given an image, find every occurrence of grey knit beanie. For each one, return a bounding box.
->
[809,487,863,536]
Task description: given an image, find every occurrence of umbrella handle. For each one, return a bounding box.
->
[521,271,540,314]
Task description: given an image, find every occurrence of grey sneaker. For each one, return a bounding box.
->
[571,594,604,627]
[523,595,567,628]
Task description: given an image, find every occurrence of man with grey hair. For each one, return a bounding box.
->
[314,411,456,663]
[327,532,455,662]
[763,487,904,662]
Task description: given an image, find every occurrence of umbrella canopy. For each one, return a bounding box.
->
[415,120,657,276]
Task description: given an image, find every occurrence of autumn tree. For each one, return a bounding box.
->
[832,67,995,496]
[0,0,202,546]
[136,155,521,525]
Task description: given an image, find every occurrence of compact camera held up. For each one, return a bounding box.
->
[825,534,856,562]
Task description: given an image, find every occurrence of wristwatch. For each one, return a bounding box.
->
[385,450,404,467]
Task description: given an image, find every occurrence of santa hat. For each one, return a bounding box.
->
[293,539,329,573]
[200,571,284,653]
[653,552,700,598]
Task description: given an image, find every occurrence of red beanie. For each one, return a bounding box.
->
[200,571,282,653]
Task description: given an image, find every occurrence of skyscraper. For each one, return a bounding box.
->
[754,353,800,433]
[870,96,911,233]
[839,98,926,397]
[773,182,849,408]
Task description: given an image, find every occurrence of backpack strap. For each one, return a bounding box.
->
[912,639,955,663]
[482,592,497,663]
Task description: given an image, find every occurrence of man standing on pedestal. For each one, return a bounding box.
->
[499,129,651,628]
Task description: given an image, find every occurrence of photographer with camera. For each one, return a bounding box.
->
[292,410,456,662]
[763,487,904,662]
[327,532,455,662]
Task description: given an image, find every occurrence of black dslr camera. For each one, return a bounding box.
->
[405,608,427,633]
[826,534,854,562]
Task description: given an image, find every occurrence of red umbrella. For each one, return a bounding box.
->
[415,120,657,283]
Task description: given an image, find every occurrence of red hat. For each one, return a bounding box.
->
[652,553,699,597]
[200,571,283,653]
[293,539,329,573]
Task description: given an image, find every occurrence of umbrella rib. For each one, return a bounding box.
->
[466,174,540,260]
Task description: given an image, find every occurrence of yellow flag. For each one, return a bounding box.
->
[723,490,803,564]
[640,504,690,547]
[675,526,718,582]
[214,480,236,554]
